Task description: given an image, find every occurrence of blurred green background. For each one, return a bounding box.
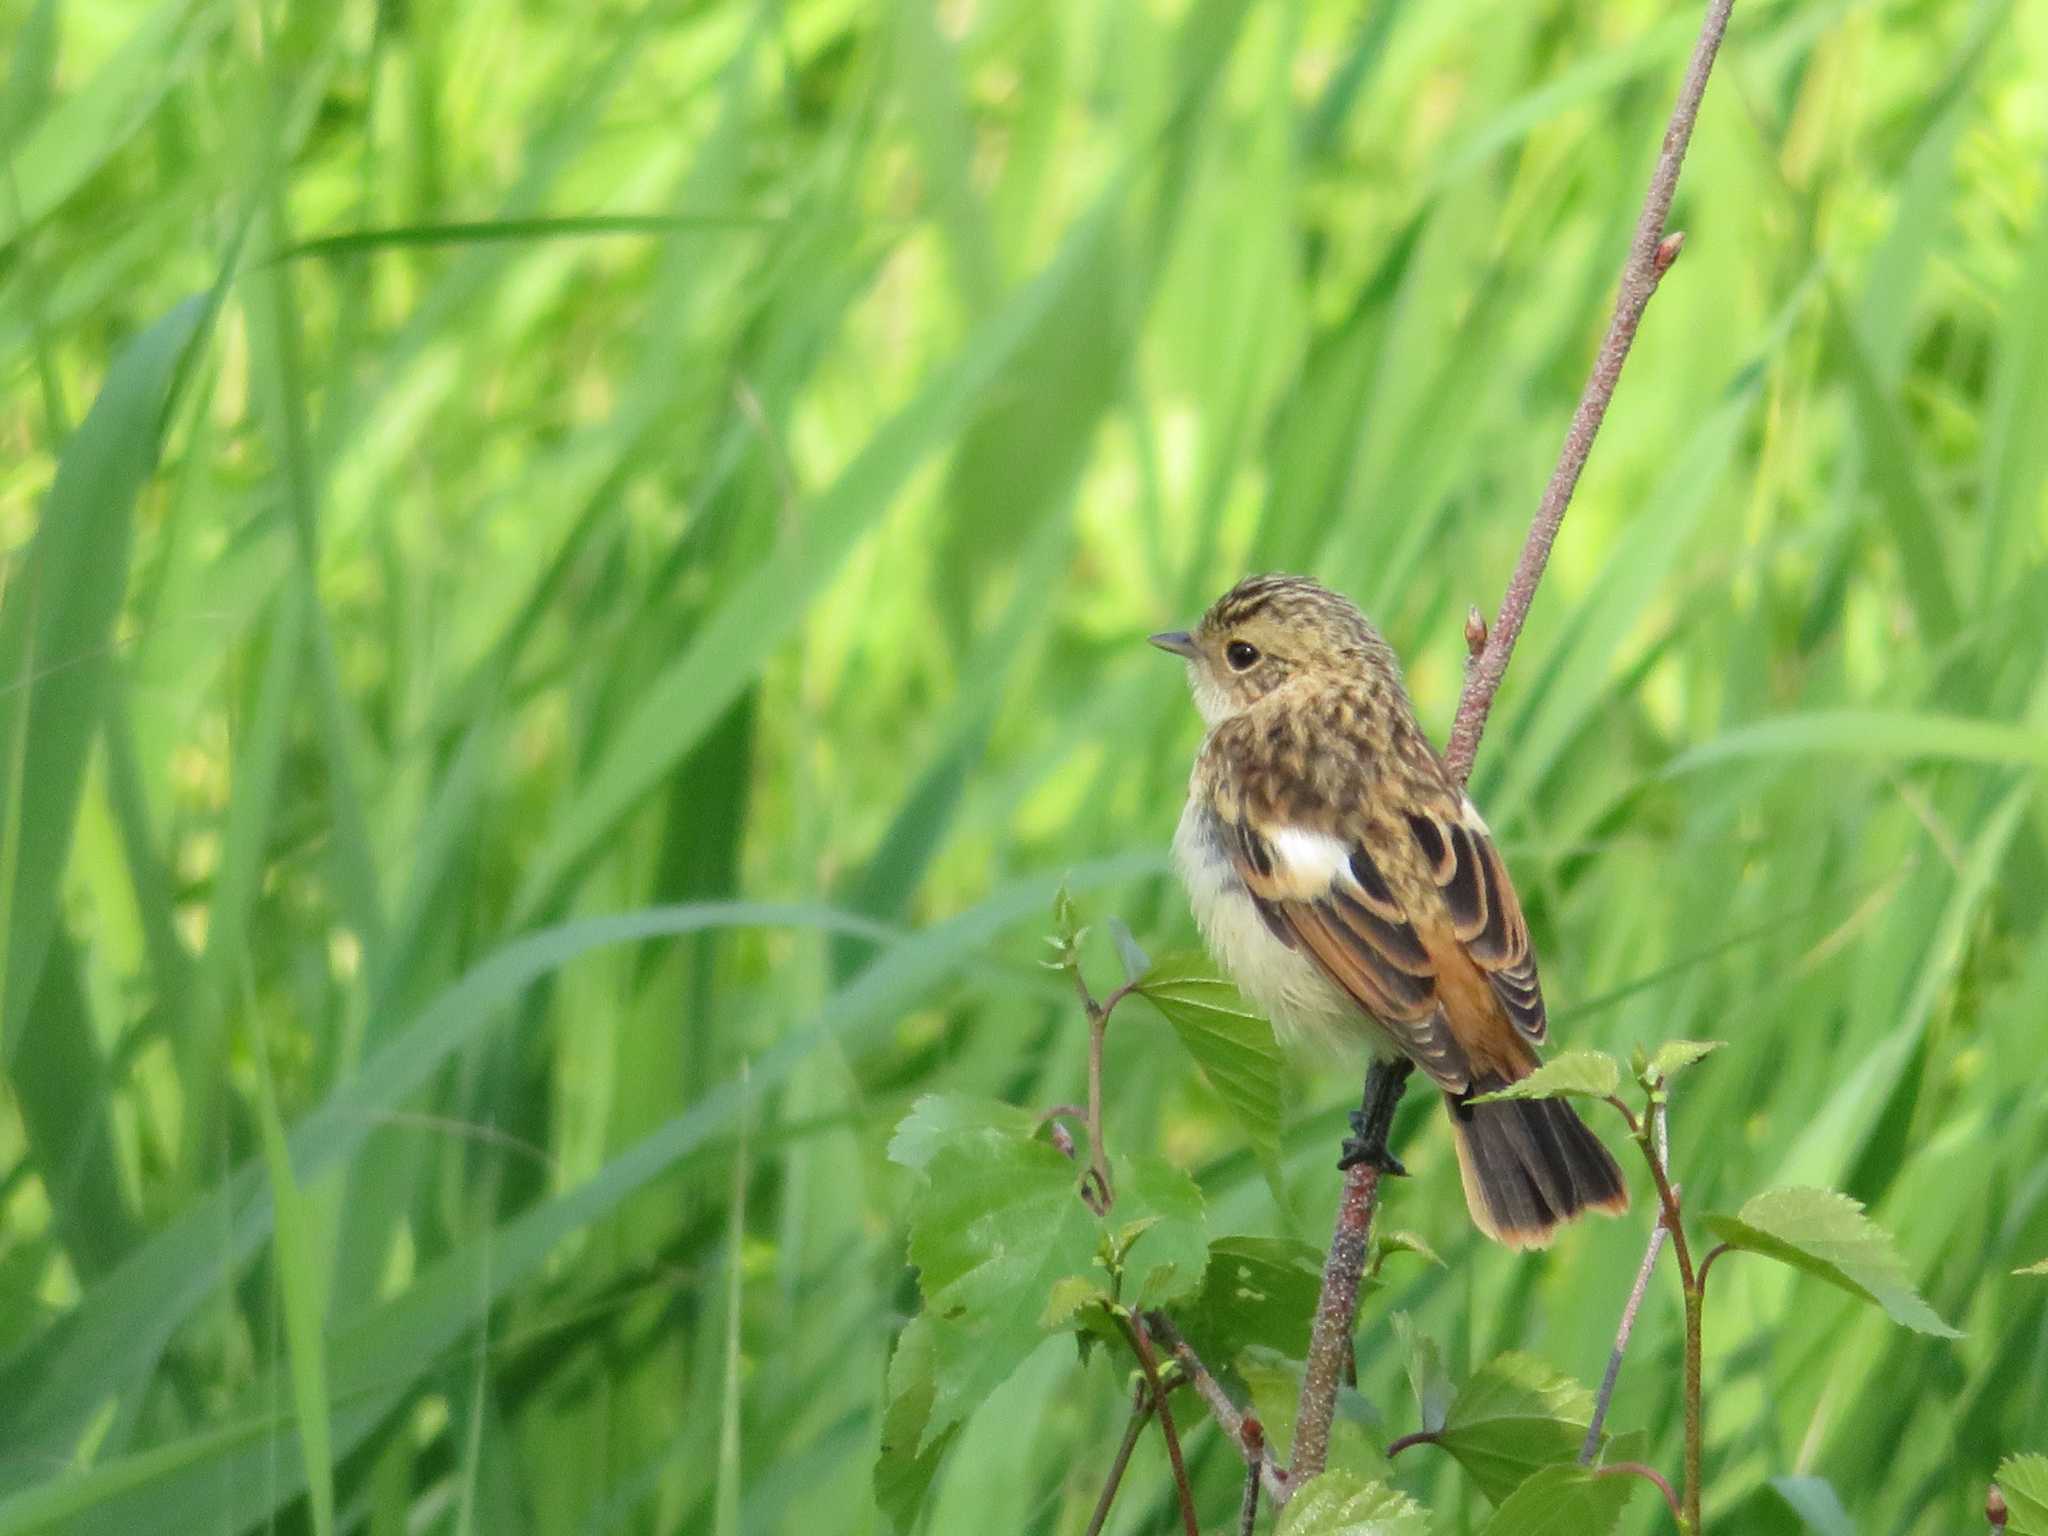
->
[3,0,2046,1531]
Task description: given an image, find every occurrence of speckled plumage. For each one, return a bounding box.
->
[1155,574,1627,1248]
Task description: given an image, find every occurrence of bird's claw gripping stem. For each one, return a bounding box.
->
[1336,1060,1413,1175]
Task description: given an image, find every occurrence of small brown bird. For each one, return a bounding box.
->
[1153,574,1627,1248]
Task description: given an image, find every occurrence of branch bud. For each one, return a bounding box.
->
[1464,606,1488,657]
[1988,1483,2008,1529]
[1654,231,1686,273]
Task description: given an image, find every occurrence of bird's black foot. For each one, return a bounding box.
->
[1335,1059,1414,1175]
[1337,1108,1407,1175]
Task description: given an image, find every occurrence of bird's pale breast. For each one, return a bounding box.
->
[1172,791,1400,1061]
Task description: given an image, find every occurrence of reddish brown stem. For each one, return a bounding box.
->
[1116,1312,1199,1536]
[1290,1151,1386,1483]
[1147,1311,1292,1504]
[1236,1417,1265,1536]
[1070,971,1137,1213]
[1597,1460,1685,1525]
[1385,1430,1439,1460]
[1443,0,1737,783]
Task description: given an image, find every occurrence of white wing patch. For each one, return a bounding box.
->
[1265,825,1353,891]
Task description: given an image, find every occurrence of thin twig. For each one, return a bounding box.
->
[1582,1218,1670,1463]
[1237,1418,1265,1536]
[1695,1241,1732,1297]
[1597,1461,1685,1525]
[1116,1312,1200,1536]
[1085,1384,1156,1536]
[1633,1091,1708,1533]
[1644,1111,1694,1290]
[1085,1008,1113,1210]
[1442,0,1737,783]
[1148,1312,1292,1504]
[1069,971,1137,1213]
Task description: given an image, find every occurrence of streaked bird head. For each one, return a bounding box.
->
[1149,573,1397,726]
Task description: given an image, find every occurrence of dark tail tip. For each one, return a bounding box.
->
[1448,1086,1629,1249]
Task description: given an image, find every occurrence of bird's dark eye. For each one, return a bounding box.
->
[1225,641,1259,671]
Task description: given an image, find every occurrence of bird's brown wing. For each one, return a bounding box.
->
[1399,800,1547,1044]
[1223,814,1475,1089]
[1222,788,1547,1090]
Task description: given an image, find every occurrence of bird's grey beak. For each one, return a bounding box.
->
[1148,630,1199,660]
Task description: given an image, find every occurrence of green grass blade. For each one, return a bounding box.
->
[251,1008,335,1536]
[510,201,1125,919]
[0,295,207,1064]
[1667,711,2048,775]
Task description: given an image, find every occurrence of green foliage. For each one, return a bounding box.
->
[0,297,207,1060]
[1705,1188,1962,1338]
[894,1102,1208,1447]
[1104,915,1152,985]
[2014,1258,2048,1277]
[1433,1353,1600,1503]
[897,1105,1212,1441]
[1391,1311,1452,1435]
[1177,1235,1326,1369]
[874,1319,958,1533]
[1108,1153,1210,1309]
[1771,1475,1859,1536]
[1136,951,1287,1179]
[251,1049,334,1536]
[1997,1454,2048,1536]
[903,1131,1110,1439]
[886,1092,1043,1172]
[1277,1469,1430,1535]
[2,0,2042,1531]
[1640,1039,1726,1085]
[1474,1463,1635,1535]
[1468,1049,1621,1104]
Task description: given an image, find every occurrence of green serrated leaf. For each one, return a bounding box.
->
[907,1134,1100,1444]
[874,1318,959,1532]
[1040,1274,1111,1330]
[1114,1153,1209,1307]
[1474,1462,1634,1535]
[1771,1474,1859,1536]
[1436,1353,1597,1503]
[2014,1258,2048,1277]
[1467,1050,1620,1105]
[1137,952,1285,1180]
[1114,1215,1163,1252]
[1105,916,1151,985]
[1996,1453,2048,1535]
[1703,1187,1961,1338]
[886,1093,1040,1172]
[1642,1039,1726,1083]
[1277,1468,1430,1535]
[1599,1428,1650,1470]
[1174,1236,1325,1371]
[1391,1312,1452,1434]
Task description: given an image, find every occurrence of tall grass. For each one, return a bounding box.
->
[1,0,2044,1531]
